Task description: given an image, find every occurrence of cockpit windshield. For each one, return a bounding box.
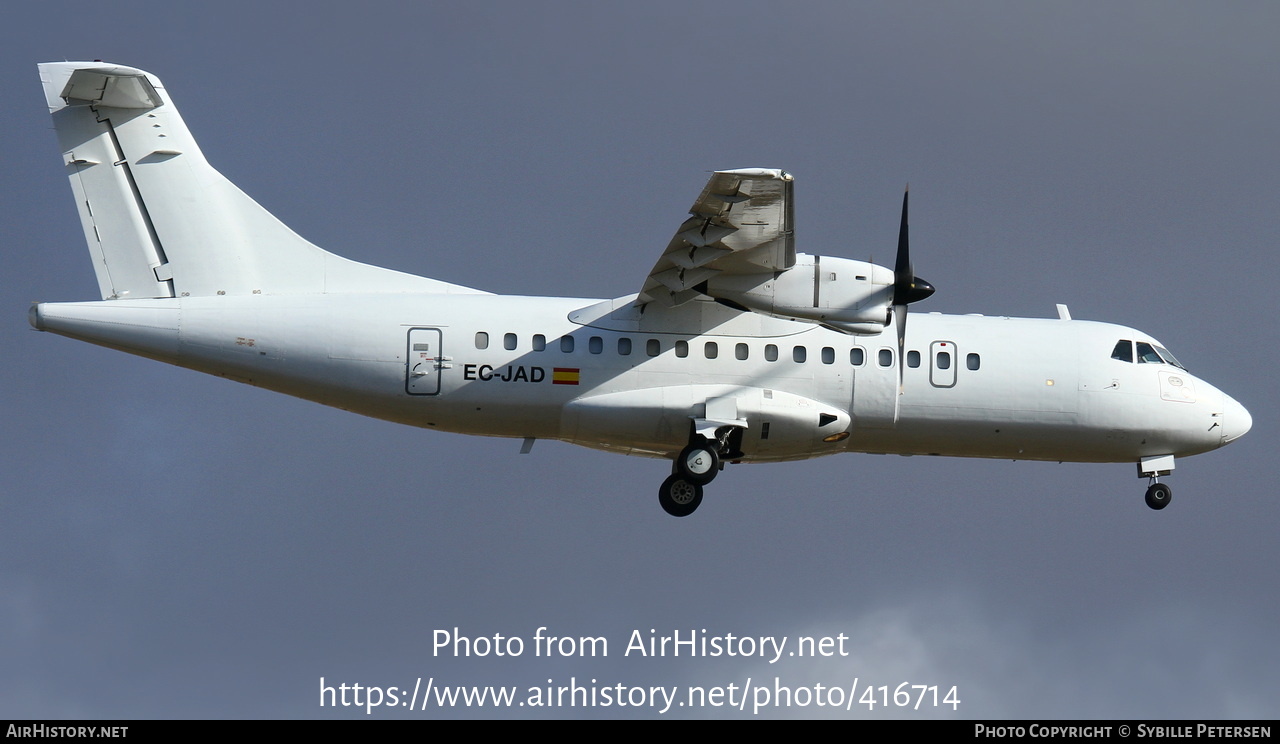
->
[1110,339,1187,371]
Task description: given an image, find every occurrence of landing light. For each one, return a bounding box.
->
[823,431,851,443]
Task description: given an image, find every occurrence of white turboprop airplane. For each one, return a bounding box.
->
[31,62,1251,517]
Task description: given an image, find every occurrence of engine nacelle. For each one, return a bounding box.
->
[703,253,895,334]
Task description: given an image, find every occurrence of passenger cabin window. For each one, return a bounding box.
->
[907,350,921,368]
[475,331,489,350]
[503,333,517,351]
[705,342,718,359]
[966,353,981,371]
[793,346,806,363]
[821,347,835,364]
[560,336,574,353]
[735,343,749,360]
[618,337,632,355]
[675,340,688,358]
[589,336,603,354]
[1111,340,1134,363]
[936,351,952,370]
[850,347,865,366]
[765,344,779,362]
[878,348,894,367]
[532,334,546,352]
[646,339,661,357]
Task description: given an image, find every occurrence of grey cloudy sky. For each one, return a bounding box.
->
[2,2,1276,719]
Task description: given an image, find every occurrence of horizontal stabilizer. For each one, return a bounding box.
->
[60,68,163,109]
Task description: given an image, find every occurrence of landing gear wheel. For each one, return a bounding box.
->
[677,439,720,486]
[1145,482,1172,510]
[659,475,703,517]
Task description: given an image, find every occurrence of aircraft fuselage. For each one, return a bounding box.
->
[31,292,1245,467]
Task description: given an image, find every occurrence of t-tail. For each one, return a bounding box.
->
[37,61,482,300]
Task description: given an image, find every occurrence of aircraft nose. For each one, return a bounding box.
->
[1221,394,1252,445]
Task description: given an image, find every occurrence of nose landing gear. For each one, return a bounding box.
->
[1136,453,1172,509]
[1144,481,1172,510]
[1137,455,1175,511]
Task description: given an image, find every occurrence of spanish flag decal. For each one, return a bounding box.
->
[552,367,580,385]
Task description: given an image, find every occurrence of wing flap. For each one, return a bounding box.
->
[651,265,720,293]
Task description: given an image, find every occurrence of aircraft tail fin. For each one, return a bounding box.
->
[39,62,481,300]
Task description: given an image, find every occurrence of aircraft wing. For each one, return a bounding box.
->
[638,168,794,307]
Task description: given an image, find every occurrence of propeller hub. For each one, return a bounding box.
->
[899,277,935,305]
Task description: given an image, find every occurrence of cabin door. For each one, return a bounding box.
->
[406,327,445,395]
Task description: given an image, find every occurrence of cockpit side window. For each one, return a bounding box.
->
[1155,345,1187,371]
[1136,342,1163,364]
[1111,340,1133,363]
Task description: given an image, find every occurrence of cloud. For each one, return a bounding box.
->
[691,589,1277,718]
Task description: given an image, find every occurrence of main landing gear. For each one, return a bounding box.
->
[657,429,741,517]
[677,438,720,485]
[658,475,703,518]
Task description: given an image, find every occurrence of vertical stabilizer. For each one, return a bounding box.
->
[39,62,482,300]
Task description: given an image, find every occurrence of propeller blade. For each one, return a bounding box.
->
[891,187,933,396]
[894,188,911,298]
[893,189,910,393]
[892,188,936,307]
[895,302,907,395]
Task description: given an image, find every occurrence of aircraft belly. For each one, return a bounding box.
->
[859,410,1111,462]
